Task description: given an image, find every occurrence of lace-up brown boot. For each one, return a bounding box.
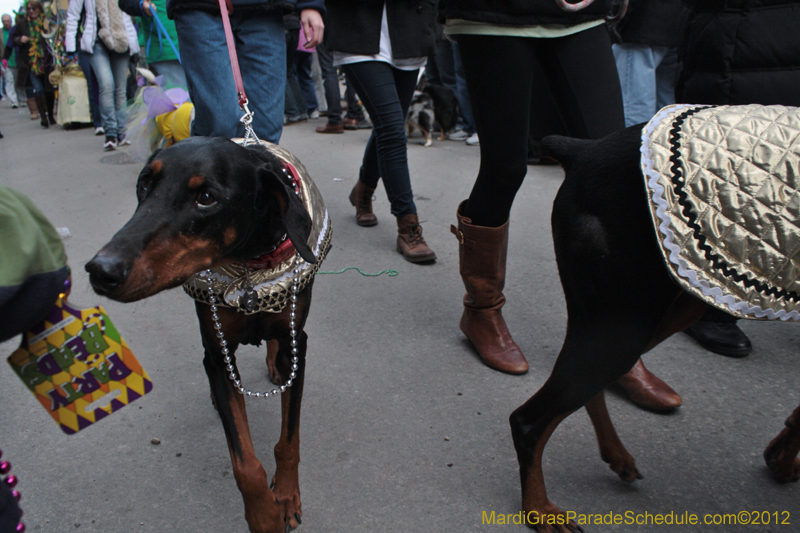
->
[396,213,436,263]
[348,179,378,226]
[451,201,528,374]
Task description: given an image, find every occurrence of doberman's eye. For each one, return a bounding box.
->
[137,179,151,199]
[196,191,217,207]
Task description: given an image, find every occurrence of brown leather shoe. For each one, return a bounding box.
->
[396,214,436,263]
[342,117,359,130]
[316,122,344,134]
[453,201,528,374]
[349,180,378,226]
[616,359,682,411]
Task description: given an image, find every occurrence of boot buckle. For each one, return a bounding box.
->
[450,224,464,244]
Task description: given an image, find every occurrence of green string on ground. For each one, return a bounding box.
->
[318,266,398,277]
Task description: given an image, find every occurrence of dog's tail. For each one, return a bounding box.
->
[539,135,595,168]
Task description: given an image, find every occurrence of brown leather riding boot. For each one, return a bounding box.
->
[451,201,528,374]
[348,179,378,226]
[26,98,38,120]
[396,213,436,263]
[616,358,682,411]
[34,95,48,128]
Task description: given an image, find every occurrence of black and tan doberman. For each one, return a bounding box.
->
[508,124,800,532]
[86,137,319,533]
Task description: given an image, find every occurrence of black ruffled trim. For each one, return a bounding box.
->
[668,106,800,304]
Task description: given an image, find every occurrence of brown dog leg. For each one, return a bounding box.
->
[198,304,285,533]
[266,339,280,385]
[271,333,307,531]
[511,393,579,533]
[585,391,642,482]
[764,404,800,483]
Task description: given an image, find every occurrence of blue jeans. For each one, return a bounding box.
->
[613,43,678,127]
[90,41,130,137]
[342,61,418,217]
[78,50,101,128]
[174,10,284,142]
[28,72,47,96]
[452,42,476,134]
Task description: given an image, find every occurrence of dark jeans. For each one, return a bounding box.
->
[316,41,343,124]
[284,29,306,117]
[295,50,317,113]
[458,25,625,227]
[342,61,418,217]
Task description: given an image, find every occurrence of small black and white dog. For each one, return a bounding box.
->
[406,84,460,147]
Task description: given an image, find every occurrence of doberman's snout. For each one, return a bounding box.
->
[85,253,130,296]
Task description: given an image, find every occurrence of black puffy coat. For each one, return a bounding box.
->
[614,0,683,48]
[677,0,800,106]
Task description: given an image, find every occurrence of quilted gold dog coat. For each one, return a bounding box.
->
[641,104,800,321]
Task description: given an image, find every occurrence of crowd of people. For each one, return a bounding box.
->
[2,0,798,407]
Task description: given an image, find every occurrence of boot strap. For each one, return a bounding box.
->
[451,224,475,249]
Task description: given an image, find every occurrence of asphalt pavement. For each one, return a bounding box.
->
[1,104,799,533]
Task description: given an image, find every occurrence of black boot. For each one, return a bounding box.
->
[46,92,56,125]
[34,95,48,128]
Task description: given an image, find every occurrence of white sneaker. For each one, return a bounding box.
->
[465,133,480,146]
[309,109,320,120]
[95,126,105,136]
[448,129,468,141]
[103,136,117,151]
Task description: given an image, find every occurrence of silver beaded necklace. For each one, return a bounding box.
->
[199,256,301,398]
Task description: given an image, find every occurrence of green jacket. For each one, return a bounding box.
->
[3,27,16,68]
[0,186,69,342]
[137,0,180,64]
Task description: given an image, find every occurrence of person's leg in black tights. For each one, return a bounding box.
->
[458,27,624,228]
[534,24,624,141]
[457,35,537,228]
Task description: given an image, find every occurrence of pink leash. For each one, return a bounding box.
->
[217,0,260,143]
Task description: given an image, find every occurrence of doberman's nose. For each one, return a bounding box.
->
[85,253,130,296]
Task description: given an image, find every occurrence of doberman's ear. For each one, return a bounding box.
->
[257,164,317,264]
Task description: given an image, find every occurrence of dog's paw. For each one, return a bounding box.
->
[601,450,643,483]
[524,501,583,532]
[272,472,302,531]
[764,428,800,483]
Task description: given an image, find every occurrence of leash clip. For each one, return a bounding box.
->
[239,96,260,146]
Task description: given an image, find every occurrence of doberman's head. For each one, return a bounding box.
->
[86,137,316,302]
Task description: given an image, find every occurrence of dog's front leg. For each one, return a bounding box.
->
[271,331,307,531]
[197,304,285,533]
[764,403,800,483]
[269,286,312,531]
[585,391,642,482]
